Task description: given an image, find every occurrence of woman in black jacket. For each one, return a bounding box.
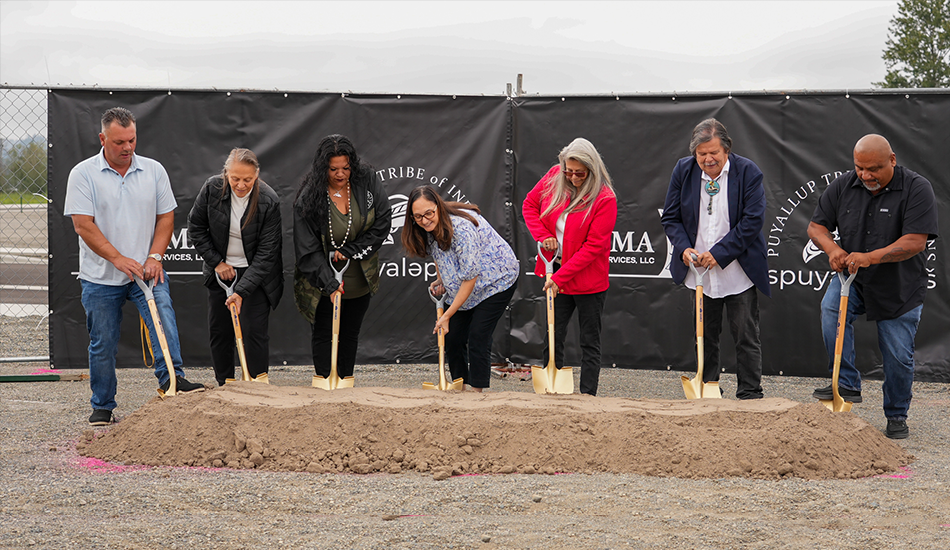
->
[188,148,283,386]
[293,134,391,382]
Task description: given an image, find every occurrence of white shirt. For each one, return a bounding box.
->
[684,160,753,298]
[555,211,567,261]
[226,190,249,268]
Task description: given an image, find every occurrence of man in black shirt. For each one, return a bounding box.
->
[807,134,938,439]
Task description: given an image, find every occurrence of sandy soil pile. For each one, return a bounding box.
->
[79,382,913,480]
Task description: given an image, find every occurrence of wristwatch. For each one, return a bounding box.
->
[147,253,163,263]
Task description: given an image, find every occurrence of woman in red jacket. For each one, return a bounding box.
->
[522,138,617,395]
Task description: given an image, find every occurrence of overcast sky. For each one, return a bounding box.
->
[0,0,901,95]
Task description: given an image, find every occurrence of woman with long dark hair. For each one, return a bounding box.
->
[401,185,519,392]
[188,148,284,386]
[522,138,617,395]
[293,134,391,381]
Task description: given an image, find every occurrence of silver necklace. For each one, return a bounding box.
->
[328,182,352,249]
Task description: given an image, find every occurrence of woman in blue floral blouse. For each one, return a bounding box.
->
[401,185,519,391]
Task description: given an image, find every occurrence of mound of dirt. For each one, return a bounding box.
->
[78,383,913,480]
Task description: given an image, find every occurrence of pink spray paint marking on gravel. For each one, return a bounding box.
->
[75,456,149,474]
[874,466,914,479]
[31,368,62,375]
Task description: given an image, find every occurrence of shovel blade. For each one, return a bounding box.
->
[447,377,464,391]
[422,382,437,390]
[312,373,354,391]
[702,381,722,399]
[681,375,701,400]
[531,365,573,395]
[531,365,547,394]
[225,373,269,385]
[819,397,853,412]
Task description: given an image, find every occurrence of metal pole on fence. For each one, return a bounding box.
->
[0,356,50,363]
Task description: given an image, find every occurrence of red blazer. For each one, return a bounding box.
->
[523,165,618,295]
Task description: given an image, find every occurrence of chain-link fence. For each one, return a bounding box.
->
[0,87,49,325]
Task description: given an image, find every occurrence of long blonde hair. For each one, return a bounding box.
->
[541,138,614,220]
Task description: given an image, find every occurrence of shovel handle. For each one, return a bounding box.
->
[838,269,858,297]
[133,274,156,300]
[429,285,446,309]
[537,241,556,274]
[687,253,708,286]
[135,276,176,396]
[546,273,555,363]
[215,271,237,296]
[329,252,350,285]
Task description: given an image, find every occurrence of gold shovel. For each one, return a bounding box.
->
[819,269,858,412]
[133,275,176,398]
[422,286,464,391]
[532,241,573,395]
[681,253,722,399]
[215,272,268,384]
[312,254,354,390]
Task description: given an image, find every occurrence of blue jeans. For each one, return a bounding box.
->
[80,277,185,411]
[820,275,922,421]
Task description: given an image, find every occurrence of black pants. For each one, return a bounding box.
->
[694,286,764,399]
[545,290,607,396]
[311,293,372,379]
[208,273,272,386]
[445,282,516,389]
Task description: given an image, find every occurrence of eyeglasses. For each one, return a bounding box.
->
[413,209,436,223]
[564,170,588,179]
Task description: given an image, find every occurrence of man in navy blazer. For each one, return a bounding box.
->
[661,118,770,399]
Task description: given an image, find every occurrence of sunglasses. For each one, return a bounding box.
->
[563,170,588,179]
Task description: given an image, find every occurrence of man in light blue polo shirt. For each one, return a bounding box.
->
[64,107,204,426]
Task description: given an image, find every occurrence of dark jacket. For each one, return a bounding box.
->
[188,176,284,309]
[661,152,771,297]
[293,165,391,324]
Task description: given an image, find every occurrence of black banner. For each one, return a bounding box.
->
[49,90,949,382]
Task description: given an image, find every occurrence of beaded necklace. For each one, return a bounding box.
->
[328,182,352,249]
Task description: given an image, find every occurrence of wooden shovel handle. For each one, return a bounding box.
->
[147,299,176,395]
[330,291,342,379]
[546,273,555,364]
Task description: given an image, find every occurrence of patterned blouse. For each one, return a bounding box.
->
[429,213,519,311]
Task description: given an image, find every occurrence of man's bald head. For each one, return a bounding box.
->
[854,134,893,158]
[853,134,896,193]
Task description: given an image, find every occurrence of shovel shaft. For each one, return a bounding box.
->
[147,298,176,395]
[831,294,849,407]
[546,274,555,368]
[330,292,342,381]
[437,305,447,388]
[695,284,705,381]
[227,302,252,381]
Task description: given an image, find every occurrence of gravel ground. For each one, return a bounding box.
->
[1,315,948,549]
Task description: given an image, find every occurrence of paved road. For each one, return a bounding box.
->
[0,204,48,249]
[1,204,49,308]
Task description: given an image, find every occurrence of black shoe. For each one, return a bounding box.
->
[160,375,206,394]
[88,409,114,426]
[812,384,863,403]
[885,419,909,439]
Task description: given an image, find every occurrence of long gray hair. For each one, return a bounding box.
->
[540,138,615,220]
[220,148,262,230]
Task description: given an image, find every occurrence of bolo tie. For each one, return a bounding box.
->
[704,177,721,215]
